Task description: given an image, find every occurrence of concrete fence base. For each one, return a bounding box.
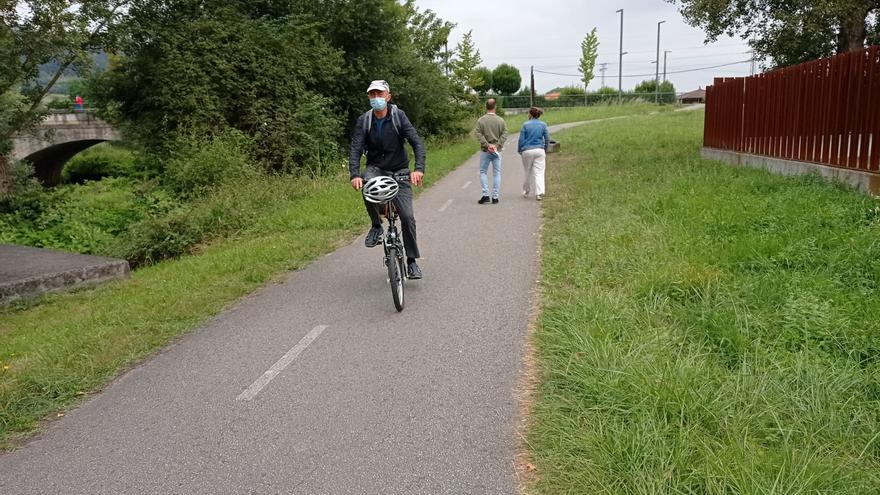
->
[700,147,880,195]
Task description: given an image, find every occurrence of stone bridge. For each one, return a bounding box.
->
[12,112,121,185]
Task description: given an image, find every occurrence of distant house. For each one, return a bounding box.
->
[544,91,561,101]
[679,87,706,104]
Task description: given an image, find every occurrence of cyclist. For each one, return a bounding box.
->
[349,80,426,279]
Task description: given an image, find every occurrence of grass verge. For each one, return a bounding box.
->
[0,104,661,450]
[528,110,880,493]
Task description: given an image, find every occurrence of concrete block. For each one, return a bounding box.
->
[0,244,130,305]
[700,147,880,195]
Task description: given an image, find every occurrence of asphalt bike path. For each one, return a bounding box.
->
[0,121,587,494]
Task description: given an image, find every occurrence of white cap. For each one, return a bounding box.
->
[366,80,390,93]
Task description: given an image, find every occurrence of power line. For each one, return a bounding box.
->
[511,51,752,68]
[482,43,750,61]
[595,42,750,57]
[628,59,752,76]
[532,60,751,79]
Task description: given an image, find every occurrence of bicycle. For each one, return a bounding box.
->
[362,173,410,312]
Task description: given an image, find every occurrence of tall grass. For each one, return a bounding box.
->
[529,110,880,493]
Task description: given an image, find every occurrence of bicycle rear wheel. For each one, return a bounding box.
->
[386,246,405,312]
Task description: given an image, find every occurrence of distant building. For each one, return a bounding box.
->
[544,91,561,101]
[679,87,706,104]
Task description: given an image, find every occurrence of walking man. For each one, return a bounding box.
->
[474,98,507,204]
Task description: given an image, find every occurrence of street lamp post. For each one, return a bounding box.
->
[617,9,624,104]
[655,20,665,104]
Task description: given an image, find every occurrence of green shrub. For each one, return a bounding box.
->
[107,208,202,266]
[30,178,156,253]
[0,173,172,254]
[0,161,48,217]
[109,174,303,266]
[62,143,138,183]
[162,129,260,197]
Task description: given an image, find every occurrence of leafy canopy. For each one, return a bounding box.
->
[491,64,522,95]
[578,28,599,89]
[451,30,483,91]
[472,67,493,95]
[0,1,130,194]
[633,79,677,104]
[89,0,469,175]
[668,0,880,68]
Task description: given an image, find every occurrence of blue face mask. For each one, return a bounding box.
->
[370,97,387,111]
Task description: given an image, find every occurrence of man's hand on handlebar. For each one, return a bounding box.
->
[351,177,363,190]
[411,170,423,187]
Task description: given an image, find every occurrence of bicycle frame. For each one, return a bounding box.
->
[380,202,407,280]
[363,171,411,312]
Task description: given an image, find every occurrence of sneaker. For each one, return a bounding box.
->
[478,196,490,204]
[536,194,544,201]
[522,190,530,197]
[407,261,423,279]
[491,198,499,204]
[365,226,383,247]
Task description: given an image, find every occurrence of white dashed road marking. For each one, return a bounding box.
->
[236,325,329,401]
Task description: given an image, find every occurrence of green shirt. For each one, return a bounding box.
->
[474,113,508,152]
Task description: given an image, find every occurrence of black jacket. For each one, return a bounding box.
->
[348,106,426,179]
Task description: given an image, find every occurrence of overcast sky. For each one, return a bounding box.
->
[415,0,756,94]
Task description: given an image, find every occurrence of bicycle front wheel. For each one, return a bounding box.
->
[386,246,405,312]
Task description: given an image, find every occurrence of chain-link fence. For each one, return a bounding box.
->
[480,92,679,110]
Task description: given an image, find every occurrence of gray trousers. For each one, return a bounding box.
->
[363,166,420,259]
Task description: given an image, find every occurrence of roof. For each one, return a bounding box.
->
[679,87,706,100]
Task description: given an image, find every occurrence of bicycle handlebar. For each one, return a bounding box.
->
[391,171,411,183]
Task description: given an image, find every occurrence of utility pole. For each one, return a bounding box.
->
[599,62,608,87]
[655,20,665,104]
[530,65,535,107]
[749,50,756,76]
[663,50,671,82]
[617,8,624,104]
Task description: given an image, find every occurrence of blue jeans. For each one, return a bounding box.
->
[479,151,502,198]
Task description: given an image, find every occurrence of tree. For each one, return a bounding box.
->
[633,80,676,104]
[402,0,455,66]
[90,0,470,173]
[91,2,345,172]
[558,86,585,96]
[0,0,130,195]
[578,28,599,92]
[451,30,483,91]
[668,0,880,68]
[491,64,522,95]
[472,67,493,95]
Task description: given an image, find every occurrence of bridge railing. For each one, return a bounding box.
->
[47,106,95,115]
[42,111,103,125]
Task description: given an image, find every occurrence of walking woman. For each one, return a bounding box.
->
[517,107,550,201]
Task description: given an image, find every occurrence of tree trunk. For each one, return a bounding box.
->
[837,6,870,53]
[0,154,10,197]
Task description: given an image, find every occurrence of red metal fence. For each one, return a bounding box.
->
[704,46,880,172]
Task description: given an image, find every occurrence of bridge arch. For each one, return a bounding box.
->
[12,113,121,186]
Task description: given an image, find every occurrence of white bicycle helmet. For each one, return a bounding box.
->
[362,176,400,204]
